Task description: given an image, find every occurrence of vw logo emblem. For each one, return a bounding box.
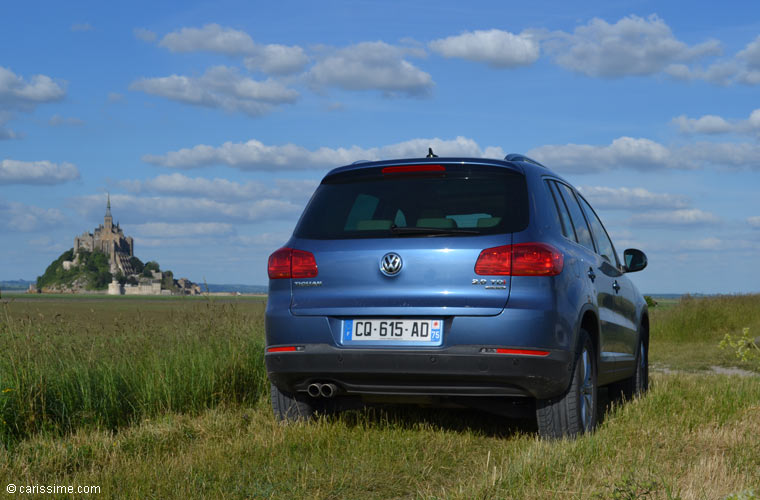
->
[380,252,403,276]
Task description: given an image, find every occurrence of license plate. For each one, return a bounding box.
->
[342,319,442,345]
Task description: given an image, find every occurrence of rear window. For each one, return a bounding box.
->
[294,164,528,239]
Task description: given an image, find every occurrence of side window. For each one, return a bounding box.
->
[556,183,595,252]
[578,195,619,266]
[545,180,575,241]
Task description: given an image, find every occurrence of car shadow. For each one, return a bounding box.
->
[322,403,537,438]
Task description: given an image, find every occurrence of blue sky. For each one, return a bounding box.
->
[2,0,759,293]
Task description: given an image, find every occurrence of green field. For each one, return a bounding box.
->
[1,294,758,499]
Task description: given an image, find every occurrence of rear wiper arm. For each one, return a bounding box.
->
[389,224,480,236]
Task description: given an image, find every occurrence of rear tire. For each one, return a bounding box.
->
[536,329,598,439]
[271,383,315,422]
[609,336,649,400]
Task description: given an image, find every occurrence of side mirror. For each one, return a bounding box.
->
[623,248,647,273]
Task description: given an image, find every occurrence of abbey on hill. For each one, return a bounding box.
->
[34,196,201,295]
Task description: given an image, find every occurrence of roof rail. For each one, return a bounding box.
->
[351,160,370,165]
[504,154,546,168]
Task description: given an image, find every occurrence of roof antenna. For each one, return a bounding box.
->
[426,147,438,158]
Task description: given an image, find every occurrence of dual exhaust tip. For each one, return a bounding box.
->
[307,382,338,398]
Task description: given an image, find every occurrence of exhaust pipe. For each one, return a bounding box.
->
[320,383,337,398]
[307,383,322,398]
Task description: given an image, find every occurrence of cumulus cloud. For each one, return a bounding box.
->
[133,28,157,42]
[530,136,760,172]
[119,173,318,203]
[748,216,760,229]
[429,29,540,68]
[528,137,687,173]
[158,24,308,75]
[243,45,309,75]
[628,208,720,227]
[142,136,502,170]
[0,66,65,111]
[544,14,721,78]
[664,35,760,85]
[308,41,434,97]
[130,66,298,116]
[71,193,303,224]
[0,159,80,185]
[577,186,690,210]
[0,199,66,232]
[672,108,760,136]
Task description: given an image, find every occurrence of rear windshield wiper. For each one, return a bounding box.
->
[389,224,480,236]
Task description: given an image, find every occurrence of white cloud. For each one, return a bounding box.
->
[664,35,760,85]
[672,108,760,136]
[748,216,760,229]
[0,66,65,110]
[130,66,298,116]
[108,92,124,102]
[737,35,760,70]
[577,186,690,210]
[142,136,501,170]
[0,159,80,185]
[544,14,721,78]
[308,41,433,96]
[71,193,303,224]
[429,29,540,68]
[132,222,235,238]
[49,114,84,127]
[243,45,309,75]
[628,208,720,227]
[530,136,760,172]
[158,24,308,75]
[528,137,686,173]
[133,28,157,42]
[0,199,66,232]
[159,24,257,55]
[119,173,318,203]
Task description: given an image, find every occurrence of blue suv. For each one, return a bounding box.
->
[265,153,648,438]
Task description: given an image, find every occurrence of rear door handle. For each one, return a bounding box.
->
[612,280,621,293]
[587,268,596,282]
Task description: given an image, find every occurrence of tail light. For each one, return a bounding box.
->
[475,243,563,276]
[268,247,318,279]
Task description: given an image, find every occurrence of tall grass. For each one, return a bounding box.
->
[651,294,760,342]
[0,299,268,446]
[649,294,760,372]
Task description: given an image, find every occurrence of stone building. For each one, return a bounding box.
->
[73,195,135,275]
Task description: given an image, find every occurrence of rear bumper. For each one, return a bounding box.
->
[266,344,574,400]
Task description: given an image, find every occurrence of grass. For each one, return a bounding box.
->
[0,296,268,446]
[0,293,758,498]
[650,294,760,372]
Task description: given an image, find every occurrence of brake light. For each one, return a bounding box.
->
[475,243,563,276]
[267,247,318,279]
[382,164,445,174]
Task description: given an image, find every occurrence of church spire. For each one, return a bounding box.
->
[106,193,112,218]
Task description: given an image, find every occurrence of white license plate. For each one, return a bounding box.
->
[342,319,442,344]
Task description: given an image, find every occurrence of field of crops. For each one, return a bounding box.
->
[1,293,758,499]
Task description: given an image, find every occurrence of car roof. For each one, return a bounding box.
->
[324,155,552,179]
